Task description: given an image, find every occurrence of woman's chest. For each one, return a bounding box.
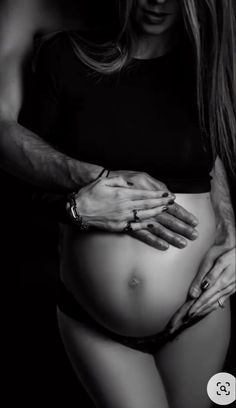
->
[57,68,210,175]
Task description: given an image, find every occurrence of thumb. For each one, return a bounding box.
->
[104,176,132,188]
[188,245,222,299]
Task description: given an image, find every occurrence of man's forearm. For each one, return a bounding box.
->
[0,120,102,191]
[211,156,235,240]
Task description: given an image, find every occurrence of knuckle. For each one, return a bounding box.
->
[117,176,125,184]
[221,276,230,287]
[115,189,123,199]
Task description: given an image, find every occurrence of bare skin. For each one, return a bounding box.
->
[166,157,236,336]
[1,1,235,407]
[0,0,199,250]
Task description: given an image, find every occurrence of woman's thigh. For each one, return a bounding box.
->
[57,308,169,408]
[154,302,231,408]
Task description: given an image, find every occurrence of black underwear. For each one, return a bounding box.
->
[57,281,174,354]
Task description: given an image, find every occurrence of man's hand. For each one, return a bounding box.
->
[130,202,199,250]
[110,170,168,191]
[75,176,175,232]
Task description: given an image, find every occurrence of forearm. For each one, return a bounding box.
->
[211,156,235,241]
[0,119,102,191]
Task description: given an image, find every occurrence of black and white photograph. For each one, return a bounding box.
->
[1,1,235,407]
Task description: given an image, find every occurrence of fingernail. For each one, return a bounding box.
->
[190,288,200,298]
[127,181,133,186]
[201,280,210,290]
[148,224,154,228]
[191,231,199,239]
[191,219,199,226]
[162,192,169,197]
[162,206,168,212]
[168,199,175,205]
[179,239,187,248]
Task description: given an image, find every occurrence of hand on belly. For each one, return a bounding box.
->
[60,194,216,337]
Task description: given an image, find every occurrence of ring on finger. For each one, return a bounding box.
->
[217,298,225,308]
[123,221,133,232]
[132,209,140,222]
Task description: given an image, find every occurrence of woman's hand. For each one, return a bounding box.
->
[165,234,235,336]
[109,170,199,249]
[187,245,235,317]
[74,175,175,232]
[130,202,199,250]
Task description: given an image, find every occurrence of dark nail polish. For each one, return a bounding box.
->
[168,199,175,205]
[148,224,154,228]
[201,280,210,290]
[127,181,134,186]
[162,192,169,197]
[183,315,189,323]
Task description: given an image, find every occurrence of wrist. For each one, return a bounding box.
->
[67,160,104,187]
[82,163,106,184]
[66,191,90,230]
[215,219,236,246]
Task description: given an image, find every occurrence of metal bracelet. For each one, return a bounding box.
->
[67,192,90,231]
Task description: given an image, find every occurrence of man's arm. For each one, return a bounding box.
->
[0,120,101,190]
[0,0,102,190]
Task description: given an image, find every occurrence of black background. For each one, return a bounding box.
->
[1,1,235,406]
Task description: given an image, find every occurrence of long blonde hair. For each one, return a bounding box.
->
[68,0,236,175]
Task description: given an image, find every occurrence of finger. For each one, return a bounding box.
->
[195,255,232,296]
[149,222,188,249]
[167,202,199,227]
[188,245,224,299]
[129,205,172,221]
[131,229,170,251]
[193,284,234,316]
[187,277,228,316]
[196,303,221,318]
[127,197,175,213]
[155,212,199,241]
[194,294,230,318]
[201,250,236,289]
[166,300,195,334]
[123,189,175,201]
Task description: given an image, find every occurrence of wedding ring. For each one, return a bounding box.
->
[218,298,225,308]
[123,221,133,232]
[132,209,140,222]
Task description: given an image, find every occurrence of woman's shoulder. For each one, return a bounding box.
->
[33,28,108,75]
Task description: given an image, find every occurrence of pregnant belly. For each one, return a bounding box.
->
[60,193,216,337]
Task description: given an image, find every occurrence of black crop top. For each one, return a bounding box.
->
[27,31,215,193]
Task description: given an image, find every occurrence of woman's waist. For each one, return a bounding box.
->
[59,193,216,336]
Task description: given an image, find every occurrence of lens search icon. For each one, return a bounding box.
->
[207,372,236,405]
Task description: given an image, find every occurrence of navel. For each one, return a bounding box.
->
[128,276,142,290]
